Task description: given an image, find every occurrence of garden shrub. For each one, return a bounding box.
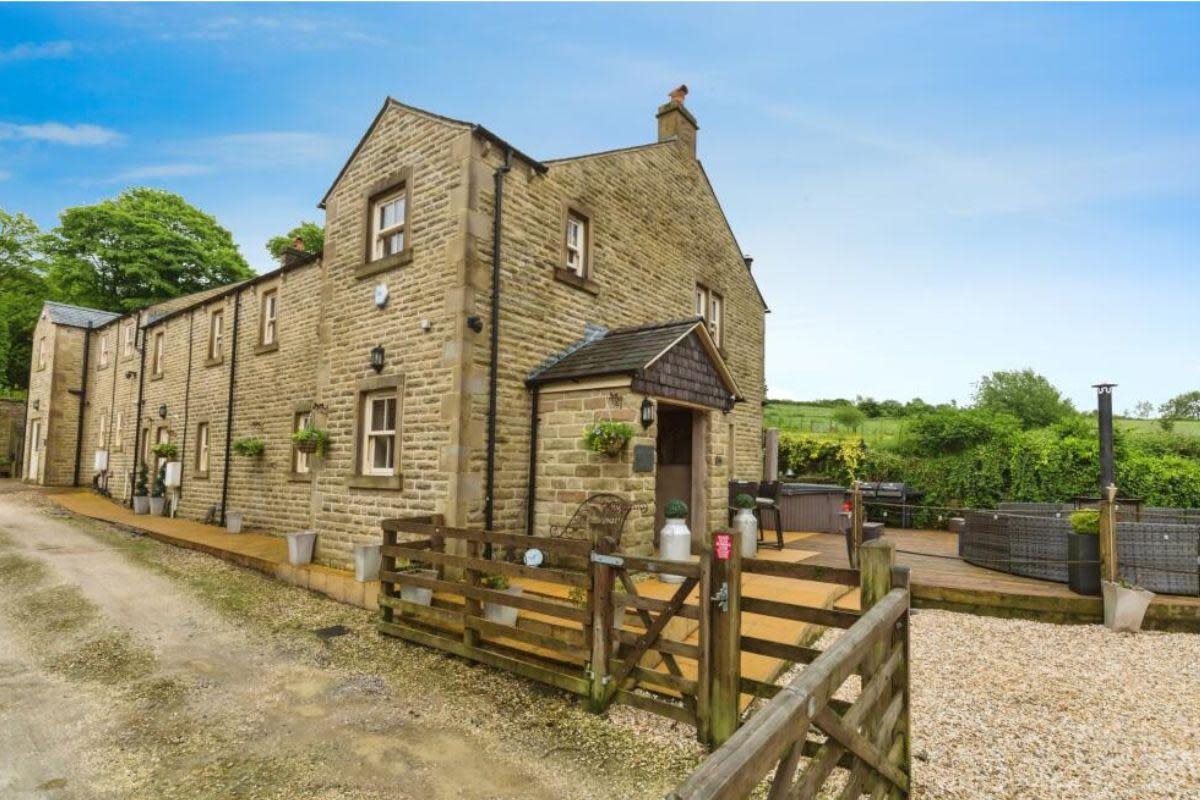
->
[897,407,1019,457]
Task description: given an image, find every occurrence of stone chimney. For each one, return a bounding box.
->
[656,84,698,158]
[281,236,308,266]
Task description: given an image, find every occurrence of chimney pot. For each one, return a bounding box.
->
[669,84,688,105]
[743,254,753,271]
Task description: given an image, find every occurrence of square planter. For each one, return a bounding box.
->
[1067,533,1101,596]
[133,496,150,515]
[1102,580,1154,633]
[148,496,165,516]
[483,585,524,627]
[354,543,382,582]
[225,511,244,534]
[286,530,317,566]
[399,569,436,606]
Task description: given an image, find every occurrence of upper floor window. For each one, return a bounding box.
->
[122,322,135,359]
[114,410,124,451]
[208,309,224,361]
[98,334,110,368]
[362,391,397,477]
[564,211,589,278]
[372,190,406,261]
[695,284,725,348]
[260,289,277,347]
[98,411,108,447]
[37,336,47,370]
[196,422,210,474]
[151,330,165,376]
[293,411,311,475]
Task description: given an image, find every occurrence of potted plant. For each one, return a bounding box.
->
[152,442,182,489]
[658,499,691,584]
[397,560,436,606]
[148,465,166,516]
[232,437,265,458]
[291,424,329,457]
[132,463,150,514]
[481,573,523,626]
[1102,577,1155,633]
[583,421,635,458]
[1067,510,1102,596]
[733,492,759,559]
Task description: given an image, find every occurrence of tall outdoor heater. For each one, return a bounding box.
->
[1094,383,1117,491]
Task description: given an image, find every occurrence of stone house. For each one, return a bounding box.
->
[23,88,767,567]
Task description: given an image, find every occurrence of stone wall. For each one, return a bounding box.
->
[25,314,86,486]
[0,398,26,477]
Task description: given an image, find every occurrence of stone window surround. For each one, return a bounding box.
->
[255,283,280,355]
[150,329,165,380]
[37,336,47,371]
[289,400,314,483]
[554,200,599,295]
[347,374,403,491]
[357,168,414,280]
[193,417,211,478]
[113,409,124,453]
[694,280,728,355]
[122,320,137,361]
[97,332,112,370]
[205,305,225,367]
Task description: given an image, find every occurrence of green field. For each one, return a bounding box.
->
[763,401,1200,447]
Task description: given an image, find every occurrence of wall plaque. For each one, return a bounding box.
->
[632,444,655,473]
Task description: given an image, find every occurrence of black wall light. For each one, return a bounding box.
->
[640,396,655,430]
[370,344,385,374]
[723,393,736,414]
[466,315,484,333]
[158,404,168,419]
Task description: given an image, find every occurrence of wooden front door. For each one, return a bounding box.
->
[655,405,694,536]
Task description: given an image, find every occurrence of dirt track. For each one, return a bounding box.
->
[0,487,701,799]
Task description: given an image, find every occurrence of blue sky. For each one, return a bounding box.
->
[1,3,1197,411]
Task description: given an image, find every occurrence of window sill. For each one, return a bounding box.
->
[193,472,209,481]
[288,471,313,483]
[553,267,599,296]
[254,342,279,356]
[356,247,413,280]
[150,372,164,382]
[348,474,403,491]
[205,356,224,368]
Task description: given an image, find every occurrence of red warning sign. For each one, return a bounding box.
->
[715,532,733,561]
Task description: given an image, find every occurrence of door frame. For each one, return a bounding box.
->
[654,401,710,545]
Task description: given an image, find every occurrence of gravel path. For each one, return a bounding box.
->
[909,609,1200,800]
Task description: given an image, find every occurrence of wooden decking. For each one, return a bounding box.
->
[790,527,1200,631]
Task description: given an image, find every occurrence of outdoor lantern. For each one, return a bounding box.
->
[158,404,168,419]
[370,345,385,374]
[723,393,736,414]
[640,397,655,430]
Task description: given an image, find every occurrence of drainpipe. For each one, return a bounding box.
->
[130,316,147,507]
[484,147,512,539]
[72,322,93,487]
[525,384,540,537]
[218,290,242,527]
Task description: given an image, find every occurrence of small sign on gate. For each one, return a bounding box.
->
[714,532,733,561]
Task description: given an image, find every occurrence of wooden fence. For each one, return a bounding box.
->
[378,518,911,784]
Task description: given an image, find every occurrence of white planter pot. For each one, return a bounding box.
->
[735,508,759,559]
[93,449,109,472]
[225,511,244,534]
[133,496,150,515]
[658,517,692,584]
[484,585,524,627]
[354,543,383,582]
[399,569,436,606]
[148,496,165,516]
[1102,580,1155,633]
[164,461,182,488]
[287,530,317,566]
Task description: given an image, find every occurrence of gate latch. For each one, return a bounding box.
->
[711,581,729,613]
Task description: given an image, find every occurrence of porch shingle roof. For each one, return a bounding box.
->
[527,318,706,385]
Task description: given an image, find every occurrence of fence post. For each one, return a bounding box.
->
[464,535,482,648]
[851,483,864,568]
[890,564,913,795]
[587,539,614,713]
[709,528,743,748]
[380,525,396,624]
[696,534,714,744]
[1098,484,1119,584]
[859,539,895,795]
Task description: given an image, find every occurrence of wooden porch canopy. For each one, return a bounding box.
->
[527,318,741,410]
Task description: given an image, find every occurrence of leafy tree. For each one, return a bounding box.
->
[45,188,252,313]
[904,397,933,416]
[0,208,51,391]
[267,221,324,260]
[855,396,882,418]
[899,407,1019,457]
[1131,401,1155,420]
[877,399,905,417]
[832,405,866,431]
[973,369,1075,429]
[1159,391,1200,421]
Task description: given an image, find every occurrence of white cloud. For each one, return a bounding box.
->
[110,163,210,182]
[0,41,73,63]
[0,121,123,146]
[188,132,338,168]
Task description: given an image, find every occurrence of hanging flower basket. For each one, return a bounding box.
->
[583,421,635,458]
[296,438,320,454]
[291,425,329,457]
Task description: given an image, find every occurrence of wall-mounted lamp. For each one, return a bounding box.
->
[158,404,168,419]
[32,398,39,410]
[125,370,137,380]
[723,394,736,414]
[466,316,484,334]
[370,344,385,374]
[640,397,656,430]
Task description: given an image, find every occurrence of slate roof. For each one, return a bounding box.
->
[43,301,121,330]
[527,318,739,402]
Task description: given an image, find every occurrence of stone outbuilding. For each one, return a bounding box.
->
[23,88,767,566]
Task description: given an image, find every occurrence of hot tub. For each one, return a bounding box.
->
[778,483,848,533]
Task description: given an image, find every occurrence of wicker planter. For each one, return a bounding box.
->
[296,439,320,455]
[1067,533,1101,596]
[602,439,627,457]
